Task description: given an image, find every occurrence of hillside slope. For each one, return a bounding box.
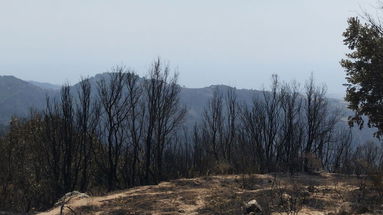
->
[0,74,378,143]
[38,173,382,215]
[0,76,56,123]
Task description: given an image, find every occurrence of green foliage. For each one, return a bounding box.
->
[341,17,383,137]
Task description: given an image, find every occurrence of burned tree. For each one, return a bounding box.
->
[143,59,186,183]
[97,68,130,191]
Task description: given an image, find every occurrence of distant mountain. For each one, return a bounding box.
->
[0,74,378,144]
[29,80,61,90]
[0,75,56,124]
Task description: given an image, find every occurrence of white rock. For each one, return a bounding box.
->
[244,199,262,214]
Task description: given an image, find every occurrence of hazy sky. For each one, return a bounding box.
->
[0,0,380,96]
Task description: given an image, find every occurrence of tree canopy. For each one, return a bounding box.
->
[341,16,383,138]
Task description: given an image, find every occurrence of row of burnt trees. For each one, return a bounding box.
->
[0,60,186,212]
[0,61,380,213]
[43,61,186,194]
[190,75,354,175]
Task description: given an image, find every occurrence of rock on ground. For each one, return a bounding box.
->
[55,191,90,206]
[244,199,263,214]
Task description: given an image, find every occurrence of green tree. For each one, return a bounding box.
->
[341,16,383,138]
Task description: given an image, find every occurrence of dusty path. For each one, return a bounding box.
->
[38,177,212,215]
[37,173,381,215]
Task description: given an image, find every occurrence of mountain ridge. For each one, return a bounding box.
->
[0,74,377,143]
[0,75,56,123]
[28,80,61,90]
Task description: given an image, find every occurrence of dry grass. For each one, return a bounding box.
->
[37,173,383,215]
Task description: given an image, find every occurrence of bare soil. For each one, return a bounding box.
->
[37,173,383,215]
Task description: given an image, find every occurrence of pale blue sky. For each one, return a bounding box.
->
[0,0,379,96]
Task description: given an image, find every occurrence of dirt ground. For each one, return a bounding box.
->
[37,173,383,215]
